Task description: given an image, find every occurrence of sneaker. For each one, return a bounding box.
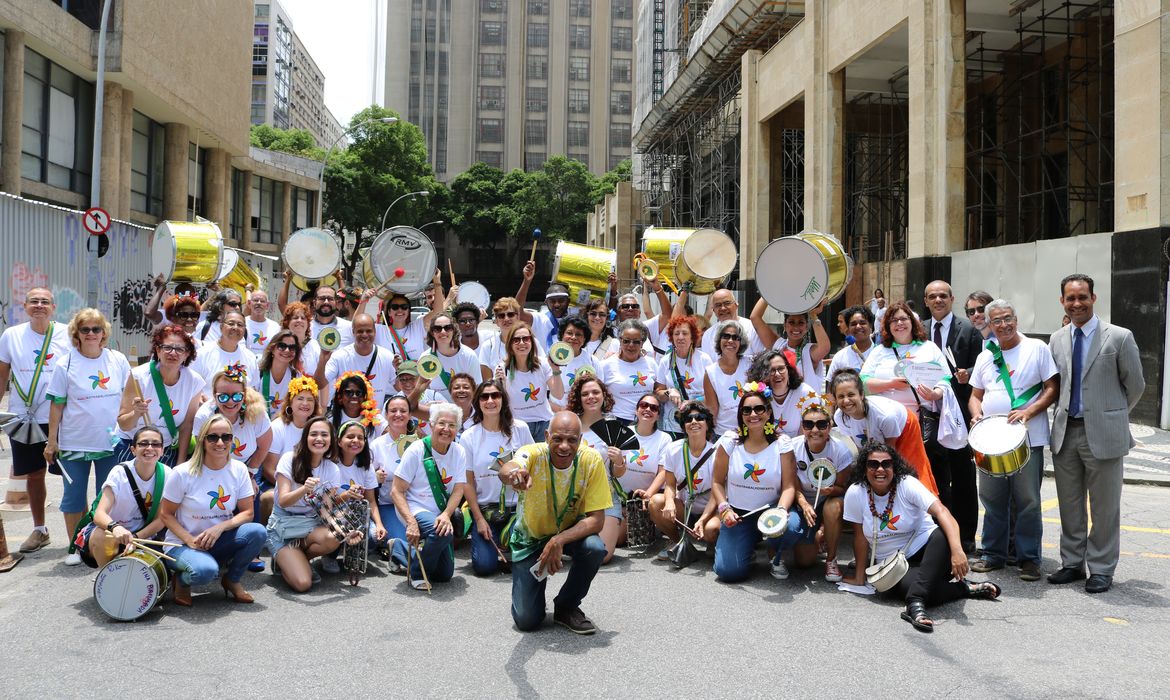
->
[310,567,322,585]
[971,558,1004,573]
[321,556,341,574]
[1019,561,1042,581]
[770,559,790,580]
[553,607,597,635]
[824,559,843,582]
[19,529,50,553]
[64,552,83,566]
[656,546,672,561]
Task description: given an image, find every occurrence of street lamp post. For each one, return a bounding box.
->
[316,116,398,226]
[380,190,429,232]
[86,0,114,308]
[419,220,444,231]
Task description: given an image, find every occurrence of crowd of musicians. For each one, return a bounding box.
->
[0,262,1144,634]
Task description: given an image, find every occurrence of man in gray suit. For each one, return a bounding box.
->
[1048,274,1145,593]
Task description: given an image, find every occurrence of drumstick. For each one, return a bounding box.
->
[529,228,541,262]
[412,543,432,594]
[129,537,171,548]
[447,258,456,287]
[126,376,154,428]
[673,518,699,538]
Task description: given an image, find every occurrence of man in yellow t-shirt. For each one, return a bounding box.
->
[499,411,612,634]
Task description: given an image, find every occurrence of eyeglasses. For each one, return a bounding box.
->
[176,311,200,320]
[158,344,187,355]
[216,392,245,404]
[456,317,478,325]
[511,335,532,344]
[26,299,53,307]
[767,365,787,376]
[205,433,234,444]
[889,317,912,325]
[496,311,517,319]
[342,389,366,398]
[433,421,458,430]
[222,321,245,329]
[719,333,741,342]
[801,419,830,430]
[388,303,411,311]
[619,304,640,311]
[134,440,164,448]
[479,392,502,401]
[78,326,103,336]
[636,401,660,413]
[619,338,642,346]
[682,413,707,424]
[740,404,768,416]
[431,324,454,333]
[275,342,297,352]
[989,315,1016,327]
[587,311,608,319]
[713,301,735,310]
[866,458,894,471]
[965,305,986,317]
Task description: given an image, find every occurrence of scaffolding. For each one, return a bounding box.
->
[965,0,1114,248]
[778,127,804,237]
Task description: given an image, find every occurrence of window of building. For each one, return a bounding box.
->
[568,89,589,114]
[610,91,631,115]
[527,22,548,48]
[478,53,505,78]
[528,0,547,15]
[130,111,164,216]
[570,152,588,169]
[478,118,503,143]
[476,150,503,169]
[567,121,589,148]
[612,26,632,51]
[569,56,589,81]
[570,0,591,17]
[480,21,505,45]
[480,0,506,13]
[569,24,591,50]
[525,119,546,146]
[186,144,207,221]
[479,85,504,111]
[524,152,546,171]
[610,123,631,149]
[526,86,547,113]
[291,186,314,231]
[526,55,547,80]
[612,0,632,19]
[255,3,269,18]
[611,58,632,84]
[251,175,282,245]
[21,49,94,195]
[609,153,626,170]
[230,168,246,240]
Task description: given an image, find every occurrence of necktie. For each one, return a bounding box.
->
[933,320,943,349]
[1069,327,1084,417]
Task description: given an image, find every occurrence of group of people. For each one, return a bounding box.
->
[0,263,1143,635]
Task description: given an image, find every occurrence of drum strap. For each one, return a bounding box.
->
[148,361,181,447]
[670,350,690,401]
[9,322,55,409]
[123,461,167,525]
[987,341,1042,410]
[547,452,580,531]
[364,347,379,378]
[682,445,714,499]
[544,310,559,349]
[389,325,410,361]
[420,437,449,512]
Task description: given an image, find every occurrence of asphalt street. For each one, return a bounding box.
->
[1,462,1168,699]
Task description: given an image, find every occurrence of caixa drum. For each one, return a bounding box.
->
[93,548,169,621]
[152,219,224,284]
[968,415,1031,477]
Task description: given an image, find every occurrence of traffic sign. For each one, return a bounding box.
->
[83,207,111,235]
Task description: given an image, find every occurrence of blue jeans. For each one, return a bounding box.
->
[59,454,121,513]
[169,522,267,584]
[527,420,549,442]
[979,447,1043,565]
[386,509,454,582]
[713,509,802,582]
[511,534,607,631]
[470,514,511,576]
[253,475,274,524]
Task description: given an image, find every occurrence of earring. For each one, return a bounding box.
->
[763,421,776,436]
[740,425,749,437]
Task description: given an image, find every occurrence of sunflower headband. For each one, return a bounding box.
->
[335,370,380,427]
[741,381,772,399]
[287,376,319,399]
[796,390,835,415]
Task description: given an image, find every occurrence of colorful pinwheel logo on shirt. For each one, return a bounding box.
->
[743,463,766,482]
[993,362,1016,383]
[682,372,695,390]
[630,372,648,387]
[522,383,541,401]
[692,475,704,488]
[231,439,246,457]
[252,332,268,345]
[728,381,746,399]
[88,371,111,390]
[777,416,788,431]
[33,350,54,364]
[566,371,577,386]
[206,485,230,510]
[268,395,283,412]
[440,468,453,485]
[342,479,358,491]
[166,398,178,417]
[627,449,649,468]
[880,513,901,531]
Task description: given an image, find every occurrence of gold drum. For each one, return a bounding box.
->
[216,248,264,296]
[674,229,737,295]
[152,220,224,284]
[968,415,1031,477]
[641,227,696,287]
[551,241,617,306]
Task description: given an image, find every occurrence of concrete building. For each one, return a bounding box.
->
[252,0,344,147]
[585,180,647,292]
[383,0,637,181]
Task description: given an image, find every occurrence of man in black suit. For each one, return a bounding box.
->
[924,280,983,552]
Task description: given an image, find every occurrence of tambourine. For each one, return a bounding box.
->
[548,341,573,367]
[417,355,442,380]
[636,257,659,281]
[757,507,789,539]
[575,364,597,378]
[808,459,838,490]
[318,327,342,351]
[395,433,420,458]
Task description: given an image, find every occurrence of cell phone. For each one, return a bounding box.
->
[530,560,549,581]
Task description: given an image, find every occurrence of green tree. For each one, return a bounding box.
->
[249,124,323,159]
[498,156,596,243]
[591,158,632,204]
[442,162,510,249]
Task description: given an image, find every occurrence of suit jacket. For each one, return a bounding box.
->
[936,314,984,422]
[1049,320,1145,459]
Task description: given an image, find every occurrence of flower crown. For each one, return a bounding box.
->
[222,363,248,384]
[287,376,319,399]
[335,371,380,427]
[741,381,772,399]
[796,390,835,415]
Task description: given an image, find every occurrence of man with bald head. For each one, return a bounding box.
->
[499,411,613,634]
[699,289,765,359]
[323,313,396,408]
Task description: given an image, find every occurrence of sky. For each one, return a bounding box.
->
[279,0,384,128]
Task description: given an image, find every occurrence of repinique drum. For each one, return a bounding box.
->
[364,226,437,297]
[552,241,617,306]
[216,248,264,296]
[674,229,737,295]
[93,548,169,621]
[757,507,789,539]
[152,220,224,284]
[755,231,853,314]
[285,227,341,291]
[968,414,1030,477]
[641,227,694,287]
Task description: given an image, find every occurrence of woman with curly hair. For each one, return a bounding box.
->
[710,385,801,582]
[161,293,202,336]
[329,371,386,439]
[279,301,326,381]
[194,289,243,345]
[568,373,627,562]
[842,440,999,633]
[654,315,712,438]
[747,349,819,439]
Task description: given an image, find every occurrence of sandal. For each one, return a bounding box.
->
[900,600,933,633]
[968,580,1002,600]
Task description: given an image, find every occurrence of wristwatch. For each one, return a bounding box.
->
[106,521,118,533]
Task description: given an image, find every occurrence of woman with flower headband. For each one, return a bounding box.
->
[418,312,488,402]
[653,315,712,439]
[260,376,321,526]
[710,383,802,582]
[494,322,563,442]
[568,373,628,563]
[257,329,303,419]
[191,309,259,390]
[648,400,722,556]
[702,318,753,436]
[788,401,855,582]
[747,349,819,439]
[329,371,386,439]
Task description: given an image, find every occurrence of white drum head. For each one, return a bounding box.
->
[809,459,838,489]
[758,507,788,537]
[93,554,165,621]
[755,237,830,314]
[969,415,1027,454]
[681,229,737,279]
[370,226,437,295]
[216,248,239,281]
[151,223,177,281]
[285,228,341,279]
[457,281,491,311]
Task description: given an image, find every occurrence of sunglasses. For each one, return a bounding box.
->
[175,311,201,320]
[78,326,103,335]
[511,336,532,344]
[587,311,608,318]
[456,317,478,325]
[619,304,640,310]
[224,301,242,308]
[620,338,642,345]
[681,413,707,424]
[134,440,164,448]
[342,389,366,398]
[275,342,298,352]
[636,401,660,413]
[388,303,411,311]
[866,458,894,470]
[496,311,518,319]
[431,324,454,333]
[965,305,986,317]
[720,333,741,342]
[216,392,245,404]
[205,433,234,444]
[479,392,502,401]
[802,419,830,430]
[741,404,768,416]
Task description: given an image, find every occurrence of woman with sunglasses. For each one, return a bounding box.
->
[463,379,535,575]
[965,291,994,340]
[74,426,171,568]
[194,289,243,345]
[420,312,488,401]
[654,315,711,439]
[279,301,325,380]
[750,298,831,388]
[860,301,951,413]
[702,319,753,436]
[328,372,386,438]
[44,309,133,565]
[746,349,818,439]
[843,440,999,633]
[599,319,658,426]
[115,325,205,466]
[550,317,595,410]
[613,392,671,542]
[161,293,202,336]
[374,292,430,362]
[827,305,876,382]
[568,374,628,562]
[477,297,523,372]
[161,416,266,605]
[580,299,616,360]
[261,377,321,525]
[788,403,855,582]
[830,369,938,495]
[711,385,801,582]
[257,330,303,419]
[267,415,346,591]
[494,323,563,442]
[191,310,260,390]
[650,401,721,554]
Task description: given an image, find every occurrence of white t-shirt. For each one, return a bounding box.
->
[655,349,712,433]
[101,462,173,532]
[420,346,481,400]
[833,395,909,448]
[600,355,658,421]
[336,457,379,494]
[477,332,509,372]
[504,361,557,423]
[703,358,752,434]
[114,364,207,444]
[843,476,938,561]
[827,343,873,382]
[664,438,717,510]
[552,351,599,411]
[162,460,256,547]
[191,343,260,390]
[860,341,951,411]
[772,382,820,439]
[790,435,855,502]
[194,319,221,344]
[273,452,342,515]
[311,317,354,348]
[377,317,427,361]
[324,344,397,408]
[773,337,825,388]
[720,436,794,511]
[299,339,322,377]
[394,438,468,516]
[191,403,272,465]
[583,336,617,362]
[258,365,300,419]
[700,315,764,360]
[461,421,535,507]
[618,428,672,493]
[970,335,1058,447]
[46,348,132,452]
[267,417,305,458]
[370,431,410,505]
[0,321,72,423]
[245,317,281,355]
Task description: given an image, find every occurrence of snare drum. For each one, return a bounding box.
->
[285,227,341,291]
[675,229,737,295]
[152,220,224,284]
[364,226,437,297]
[968,414,1031,477]
[755,231,853,314]
[757,507,789,539]
[552,241,616,306]
[641,227,694,287]
[93,548,169,621]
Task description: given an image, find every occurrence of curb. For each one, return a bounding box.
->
[1043,467,1170,489]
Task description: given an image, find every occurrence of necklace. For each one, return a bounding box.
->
[867,480,897,528]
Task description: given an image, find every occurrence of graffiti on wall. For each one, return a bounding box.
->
[113,278,158,334]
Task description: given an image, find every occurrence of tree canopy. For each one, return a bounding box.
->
[249,124,323,159]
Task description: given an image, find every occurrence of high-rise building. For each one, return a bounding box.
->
[384,0,637,181]
[252,1,344,147]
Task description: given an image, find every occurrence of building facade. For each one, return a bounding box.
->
[384,0,637,181]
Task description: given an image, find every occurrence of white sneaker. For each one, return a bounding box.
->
[64,552,83,566]
[770,559,790,580]
[321,556,341,574]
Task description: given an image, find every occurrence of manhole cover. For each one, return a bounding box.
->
[1132,425,1156,439]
